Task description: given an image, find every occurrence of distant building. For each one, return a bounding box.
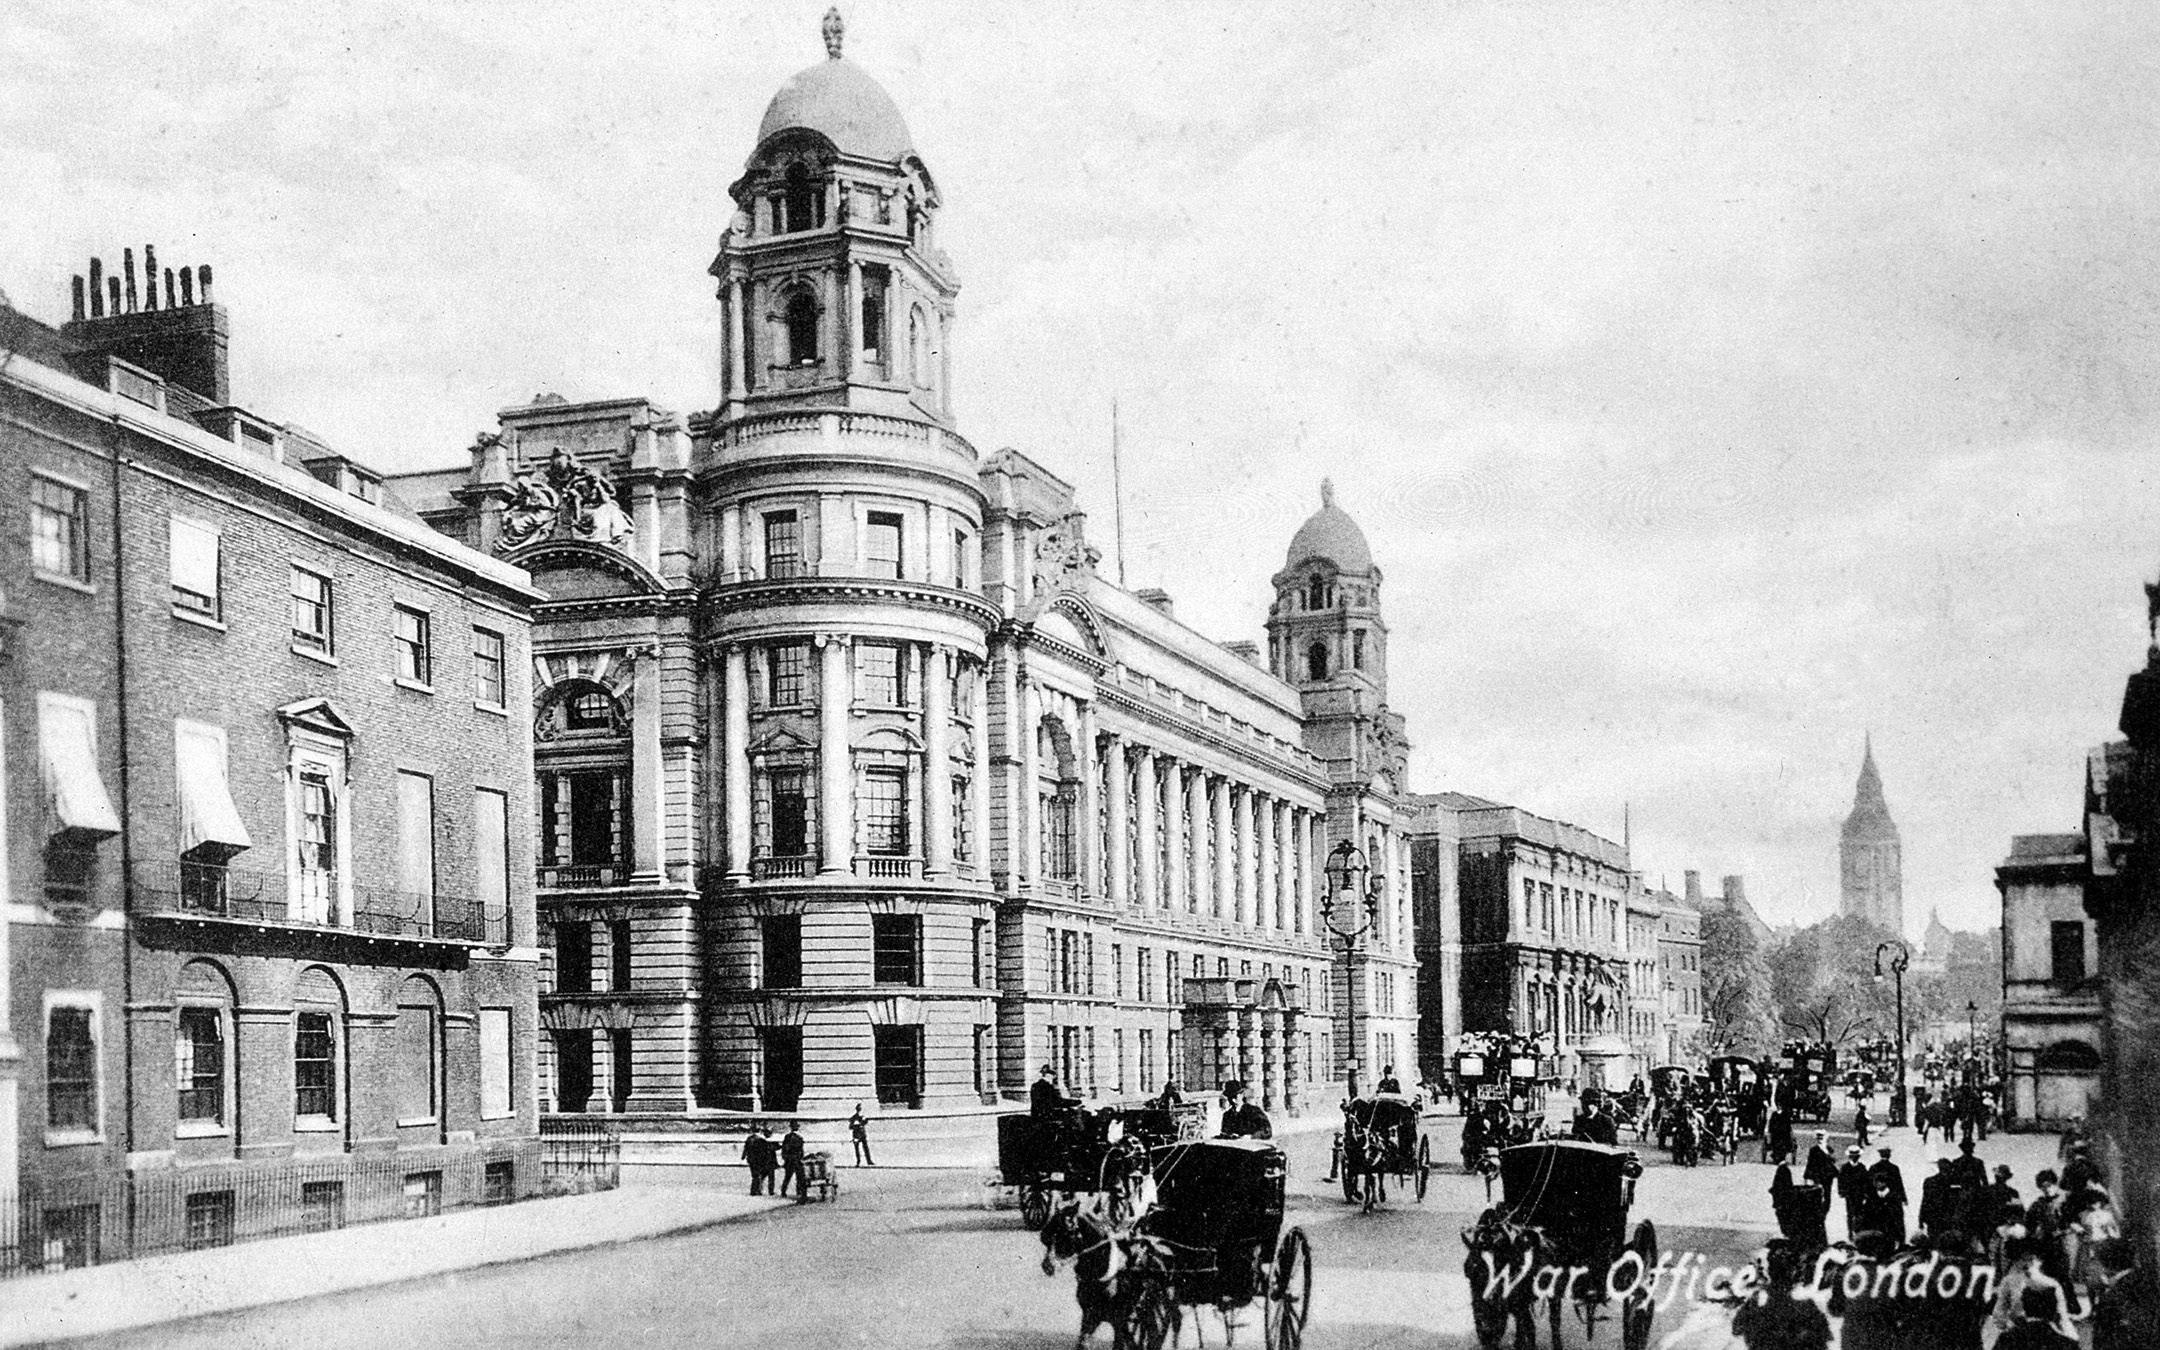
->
[1623,883,1665,1068]
[1661,879,1706,1061]
[1840,738,1904,935]
[1995,831,2101,1130]
[3,249,542,1270]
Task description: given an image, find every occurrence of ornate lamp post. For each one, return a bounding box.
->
[1874,939,1912,1127]
[1321,840,1381,1100]
[1966,999,1980,1086]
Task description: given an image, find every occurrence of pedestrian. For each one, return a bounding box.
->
[1837,1145,1871,1241]
[1853,1100,1872,1150]
[1766,1107,1794,1165]
[742,1121,777,1195]
[1992,1285,2081,1350]
[1920,1155,1960,1239]
[1867,1146,1908,1246]
[780,1119,808,1199]
[849,1103,875,1167]
[1804,1129,1839,1192]
[1729,1239,1833,1350]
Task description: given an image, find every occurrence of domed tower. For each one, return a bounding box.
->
[1840,737,1904,935]
[710,7,957,425]
[697,12,998,1114]
[1268,480,1416,1092]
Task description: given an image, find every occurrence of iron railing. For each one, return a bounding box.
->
[0,1137,575,1279]
[133,861,505,945]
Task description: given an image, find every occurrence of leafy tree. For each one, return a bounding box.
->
[1763,913,1902,1049]
[1699,902,1779,1053]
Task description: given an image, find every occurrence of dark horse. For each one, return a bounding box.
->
[1463,1207,1562,1350]
[1040,1196,1172,1350]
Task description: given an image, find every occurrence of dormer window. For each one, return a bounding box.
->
[785,289,821,366]
[782,162,824,234]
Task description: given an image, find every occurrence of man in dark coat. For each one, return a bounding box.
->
[741,1122,777,1195]
[1218,1081,1272,1139]
[1803,1130,1839,1192]
[1867,1146,1908,1245]
[1032,1064,1076,1119]
[1765,1107,1794,1165]
[1919,1156,1961,1239]
[1836,1145,1871,1240]
[1946,1136,1988,1191]
[780,1120,808,1199]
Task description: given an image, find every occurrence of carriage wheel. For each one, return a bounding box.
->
[1622,1219,1658,1350]
[1264,1227,1312,1350]
[1019,1183,1051,1231]
[1121,1259,1174,1350]
[1416,1138,1431,1202]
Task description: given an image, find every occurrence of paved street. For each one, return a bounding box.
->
[41,1108,2062,1350]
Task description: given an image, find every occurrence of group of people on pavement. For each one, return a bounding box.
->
[1735,1114,2143,1350]
[737,1120,808,1197]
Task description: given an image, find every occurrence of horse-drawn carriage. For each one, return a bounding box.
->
[1463,1141,1658,1350]
[999,1104,1204,1229]
[1706,1056,1769,1137]
[1039,1137,1313,1350]
[1338,1093,1432,1209]
[1776,1042,1837,1123]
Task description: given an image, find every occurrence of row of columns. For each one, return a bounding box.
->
[1201,1009,1304,1112]
[721,640,990,878]
[1097,731,1321,933]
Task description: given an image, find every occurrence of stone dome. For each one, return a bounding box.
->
[756,56,914,163]
[1284,480,1373,572]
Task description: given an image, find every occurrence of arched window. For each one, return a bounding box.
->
[294,966,347,1127]
[785,289,820,366]
[1307,575,1327,610]
[1307,642,1328,682]
[783,162,823,233]
[537,681,631,884]
[175,959,236,1133]
[396,976,442,1131]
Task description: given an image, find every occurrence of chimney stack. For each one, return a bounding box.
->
[65,247,231,404]
[1683,870,1703,906]
[1721,875,1747,910]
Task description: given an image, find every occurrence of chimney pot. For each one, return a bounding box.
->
[107,277,121,316]
[198,264,214,304]
[123,248,137,313]
[164,268,176,309]
[71,275,85,321]
[179,267,194,306]
[143,245,158,309]
[89,257,105,317]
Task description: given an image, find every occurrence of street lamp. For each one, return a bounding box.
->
[1966,1000,1980,1085]
[1321,841,1381,1100]
[1874,940,1912,1128]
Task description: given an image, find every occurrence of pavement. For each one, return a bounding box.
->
[0,1184,785,1349]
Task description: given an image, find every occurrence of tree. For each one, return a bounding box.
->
[1763,914,1902,1049]
[1699,902,1779,1053]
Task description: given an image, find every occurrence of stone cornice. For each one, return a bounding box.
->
[702,577,1001,630]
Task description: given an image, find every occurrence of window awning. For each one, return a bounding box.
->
[40,695,121,840]
[176,721,252,856]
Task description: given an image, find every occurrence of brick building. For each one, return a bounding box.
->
[1,249,541,1271]
[1994,828,2102,1129]
[392,15,1420,1122]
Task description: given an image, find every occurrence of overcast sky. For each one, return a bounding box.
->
[10,1,2159,936]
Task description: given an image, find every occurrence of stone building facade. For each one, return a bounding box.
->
[1840,738,1903,935]
[1994,828,2102,1130]
[1657,882,1705,1062]
[393,17,1414,1120]
[2,254,541,1270]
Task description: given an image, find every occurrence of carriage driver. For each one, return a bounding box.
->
[1033,1064,1080,1120]
[1218,1081,1274,1140]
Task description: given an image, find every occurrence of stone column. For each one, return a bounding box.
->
[727,275,747,409]
[846,258,863,381]
[631,647,666,880]
[1104,734,1129,905]
[1076,699,1101,897]
[1300,811,1320,935]
[1275,801,1295,932]
[972,692,992,876]
[1161,761,1185,913]
[1233,786,1255,927]
[723,645,751,879]
[1260,1010,1281,1111]
[1134,747,1159,908]
[818,636,852,873]
[1236,1007,1256,1088]
[1282,1014,1302,1116]
[925,645,954,876]
[1212,777,1234,920]
[1187,767,1210,915]
[1020,683,1042,889]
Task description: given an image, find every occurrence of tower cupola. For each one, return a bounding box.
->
[1267,479,1387,697]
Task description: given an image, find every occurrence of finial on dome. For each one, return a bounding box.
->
[822,7,845,59]
[1320,478,1335,509]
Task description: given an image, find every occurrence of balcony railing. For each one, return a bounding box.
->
[855,855,922,880]
[751,855,816,880]
[133,861,504,945]
[536,862,630,889]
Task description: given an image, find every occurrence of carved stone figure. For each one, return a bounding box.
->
[1031,512,1101,598]
[495,447,636,554]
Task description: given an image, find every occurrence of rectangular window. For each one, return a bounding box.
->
[184,1192,235,1250]
[296,769,337,921]
[1139,1029,1156,1092]
[175,1008,225,1124]
[555,921,593,994]
[480,1008,514,1119]
[972,917,988,987]
[865,511,904,579]
[762,915,803,988]
[860,767,909,855]
[484,1161,516,1206]
[31,475,90,581]
[473,627,506,706]
[610,918,634,991]
[291,567,333,653]
[2051,920,2087,983]
[861,268,887,363]
[952,529,970,588]
[873,1025,922,1108]
[301,1182,345,1233]
[395,771,436,916]
[393,606,432,685]
[397,1005,437,1123]
[46,1003,98,1134]
[951,773,972,862]
[295,1011,336,1119]
[169,516,221,617]
[764,510,804,578]
[857,643,903,706]
[402,1172,443,1219]
[769,643,811,707]
[873,914,922,986]
[1112,944,1124,999]
[756,767,812,858]
[474,787,509,942]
